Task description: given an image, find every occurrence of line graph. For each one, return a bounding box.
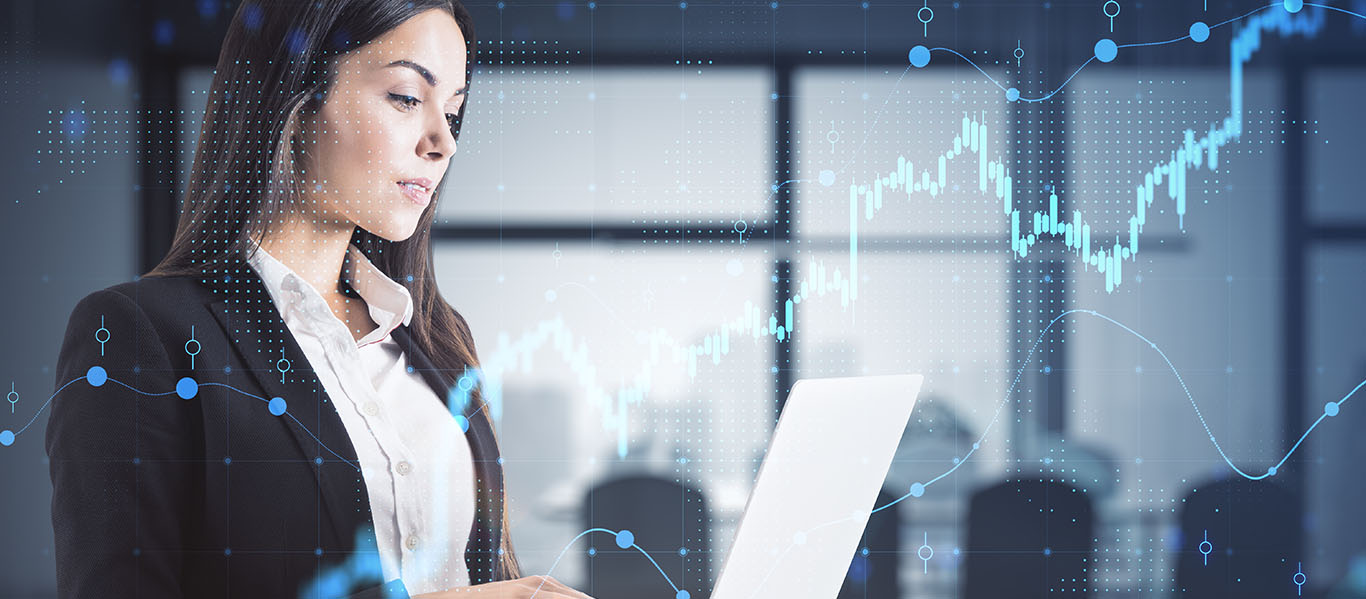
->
[467,1,1350,456]
[0,366,361,471]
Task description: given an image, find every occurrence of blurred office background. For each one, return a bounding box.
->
[2,0,1366,597]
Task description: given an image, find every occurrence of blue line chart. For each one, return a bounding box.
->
[914,1,1349,103]
[0,367,361,471]
[470,0,1358,458]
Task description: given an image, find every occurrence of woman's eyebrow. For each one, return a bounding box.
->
[384,59,468,96]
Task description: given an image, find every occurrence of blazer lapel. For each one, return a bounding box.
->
[199,248,371,549]
[389,323,506,584]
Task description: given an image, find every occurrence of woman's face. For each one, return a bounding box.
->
[295,9,467,241]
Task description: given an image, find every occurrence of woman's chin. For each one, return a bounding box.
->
[362,219,421,242]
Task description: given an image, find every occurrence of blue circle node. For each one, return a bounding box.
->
[910,482,925,497]
[454,414,470,433]
[1190,21,1210,43]
[1284,0,1303,13]
[1094,39,1118,63]
[1006,87,1021,102]
[819,170,836,186]
[176,377,198,400]
[615,530,634,549]
[909,45,931,68]
[268,397,287,416]
[87,366,107,387]
[677,591,691,599]
[1325,402,1340,417]
[0,430,14,447]
[1266,466,1278,476]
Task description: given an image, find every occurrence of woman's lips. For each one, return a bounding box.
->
[397,181,431,206]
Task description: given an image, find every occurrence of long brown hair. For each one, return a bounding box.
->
[144,0,520,581]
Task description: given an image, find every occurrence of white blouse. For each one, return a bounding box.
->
[246,242,476,595]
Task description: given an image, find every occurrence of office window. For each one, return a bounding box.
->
[1307,69,1366,224]
[438,67,775,223]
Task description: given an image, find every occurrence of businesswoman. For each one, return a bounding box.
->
[46,1,589,598]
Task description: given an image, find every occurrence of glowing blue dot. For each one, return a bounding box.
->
[908,45,931,68]
[176,377,198,400]
[243,3,264,30]
[286,27,308,55]
[615,530,634,549]
[87,366,107,387]
[1266,466,1277,476]
[910,482,925,497]
[677,591,691,599]
[1284,0,1303,13]
[1189,21,1210,43]
[454,414,470,433]
[0,430,14,447]
[268,397,287,416]
[107,58,131,86]
[196,0,220,19]
[1006,87,1020,102]
[154,19,175,47]
[1325,402,1340,417]
[1043,547,1052,556]
[819,170,836,186]
[1094,39,1118,63]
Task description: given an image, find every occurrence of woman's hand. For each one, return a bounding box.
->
[411,575,594,599]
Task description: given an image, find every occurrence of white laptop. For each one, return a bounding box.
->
[711,374,923,599]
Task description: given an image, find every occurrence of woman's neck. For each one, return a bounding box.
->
[257,219,355,300]
[256,220,381,343]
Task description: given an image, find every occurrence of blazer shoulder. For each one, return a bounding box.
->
[68,275,215,330]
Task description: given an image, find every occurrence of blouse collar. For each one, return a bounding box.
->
[244,241,414,347]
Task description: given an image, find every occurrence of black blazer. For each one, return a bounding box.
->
[46,248,511,599]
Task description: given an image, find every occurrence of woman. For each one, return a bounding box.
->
[45,1,589,597]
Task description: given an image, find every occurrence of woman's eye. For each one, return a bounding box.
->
[388,93,420,110]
